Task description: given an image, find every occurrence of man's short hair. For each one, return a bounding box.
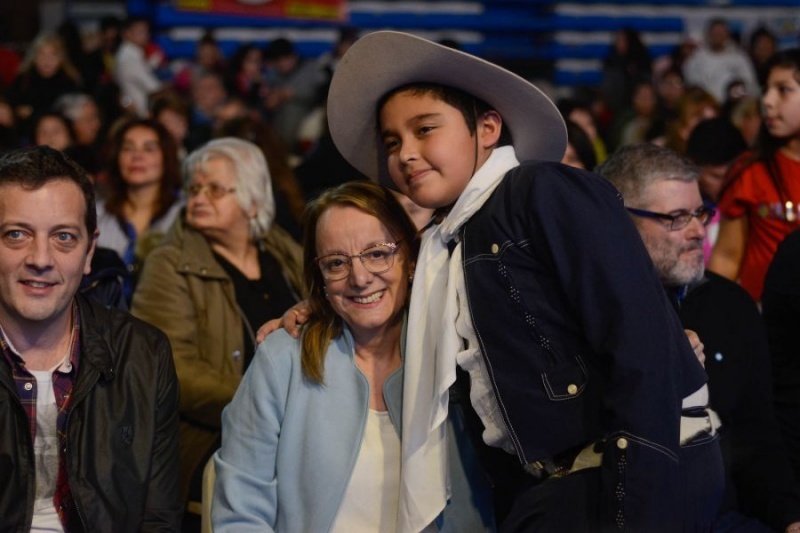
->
[597,143,699,204]
[0,146,97,235]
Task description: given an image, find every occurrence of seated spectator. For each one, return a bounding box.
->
[150,89,190,159]
[0,145,181,531]
[599,143,800,532]
[173,30,226,96]
[664,86,720,154]
[730,95,762,147]
[557,98,608,165]
[54,92,104,176]
[213,181,493,531]
[562,119,597,171]
[187,71,227,151]
[683,18,759,104]
[263,37,327,153]
[602,27,652,117]
[97,118,183,297]
[114,16,162,117]
[224,44,266,111]
[749,26,778,86]
[685,117,748,264]
[7,32,81,138]
[131,137,305,528]
[614,80,662,147]
[0,97,19,153]
[32,111,74,151]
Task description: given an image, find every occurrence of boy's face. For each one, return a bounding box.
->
[380,90,499,209]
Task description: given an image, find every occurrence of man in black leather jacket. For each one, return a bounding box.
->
[0,146,181,532]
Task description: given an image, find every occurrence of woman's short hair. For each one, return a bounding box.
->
[300,181,420,383]
[184,137,275,237]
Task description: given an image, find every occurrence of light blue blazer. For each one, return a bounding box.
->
[212,325,495,532]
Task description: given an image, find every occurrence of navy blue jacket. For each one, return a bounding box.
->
[460,161,706,530]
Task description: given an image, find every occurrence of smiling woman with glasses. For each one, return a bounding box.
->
[130,137,305,527]
[213,181,493,531]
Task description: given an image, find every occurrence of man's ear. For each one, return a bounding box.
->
[479,110,503,149]
[83,231,99,276]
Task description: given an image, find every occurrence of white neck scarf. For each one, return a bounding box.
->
[397,146,519,532]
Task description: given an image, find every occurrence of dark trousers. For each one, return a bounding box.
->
[499,468,602,532]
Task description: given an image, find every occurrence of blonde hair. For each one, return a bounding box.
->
[20,32,81,82]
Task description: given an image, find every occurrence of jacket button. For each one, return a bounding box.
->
[616,437,628,450]
[182,264,190,271]
[232,350,241,360]
[567,383,578,395]
[24,382,33,391]
[491,243,499,254]
[200,268,208,275]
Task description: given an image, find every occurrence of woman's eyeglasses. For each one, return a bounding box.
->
[316,241,402,281]
[184,183,236,199]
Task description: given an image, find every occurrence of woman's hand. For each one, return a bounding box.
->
[685,329,705,368]
[256,300,311,342]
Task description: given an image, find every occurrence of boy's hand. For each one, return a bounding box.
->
[256,301,311,342]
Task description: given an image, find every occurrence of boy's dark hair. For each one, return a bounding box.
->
[378,83,513,147]
[0,146,97,235]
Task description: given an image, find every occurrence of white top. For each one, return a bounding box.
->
[682,41,759,103]
[330,409,401,532]
[96,200,183,265]
[113,41,163,117]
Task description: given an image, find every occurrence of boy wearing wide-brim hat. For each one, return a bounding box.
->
[328,31,715,531]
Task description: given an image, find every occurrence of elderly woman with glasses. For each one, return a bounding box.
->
[131,137,305,524]
[213,181,494,532]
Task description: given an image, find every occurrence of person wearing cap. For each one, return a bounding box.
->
[685,117,748,265]
[314,31,715,531]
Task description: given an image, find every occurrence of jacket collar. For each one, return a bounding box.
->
[75,294,116,383]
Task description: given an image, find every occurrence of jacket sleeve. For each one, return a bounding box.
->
[212,338,290,532]
[525,165,702,529]
[131,245,240,428]
[141,330,183,532]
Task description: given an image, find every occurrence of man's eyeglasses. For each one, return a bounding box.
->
[625,206,716,231]
[184,183,236,200]
[316,241,402,281]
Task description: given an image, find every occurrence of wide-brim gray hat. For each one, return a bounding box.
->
[327,31,567,188]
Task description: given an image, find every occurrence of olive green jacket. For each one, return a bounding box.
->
[131,214,304,502]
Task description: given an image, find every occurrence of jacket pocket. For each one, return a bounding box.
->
[541,356,588,401]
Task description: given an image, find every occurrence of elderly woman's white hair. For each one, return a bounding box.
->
[184,137,276,237]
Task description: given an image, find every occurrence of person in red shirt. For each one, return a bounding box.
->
[710,48,800,302]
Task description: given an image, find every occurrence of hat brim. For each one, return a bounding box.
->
[327,31,567,189]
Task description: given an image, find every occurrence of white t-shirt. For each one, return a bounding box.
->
[330,409,401,532]
[30,364,66,533]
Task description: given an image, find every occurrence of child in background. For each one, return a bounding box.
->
[710,48,800,302]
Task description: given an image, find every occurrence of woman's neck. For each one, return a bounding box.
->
[210,229,259,279]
